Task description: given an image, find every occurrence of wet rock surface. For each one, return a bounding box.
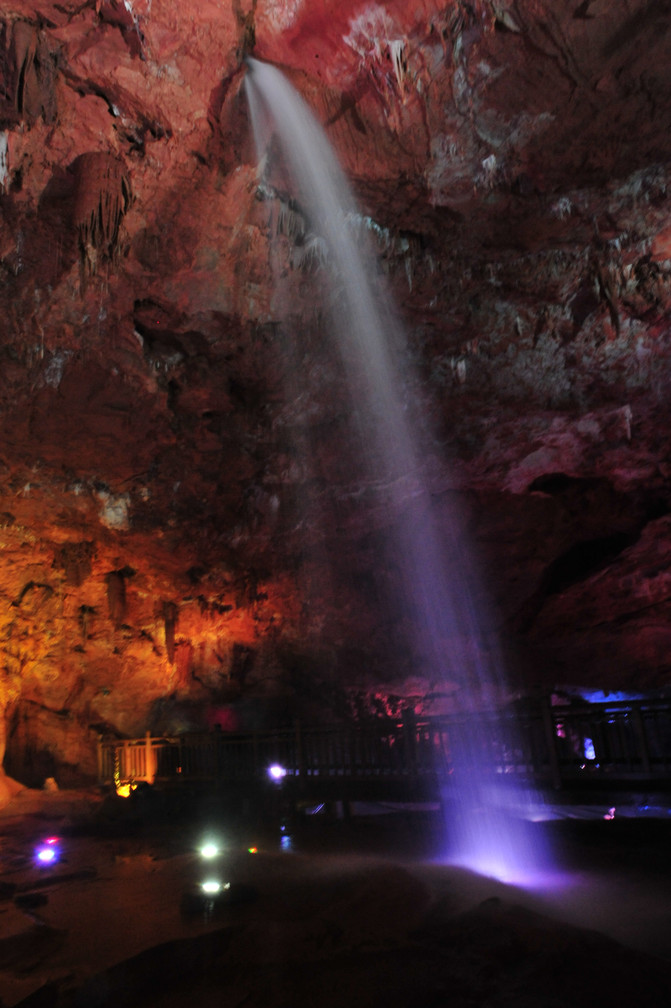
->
[0,790,670,1008]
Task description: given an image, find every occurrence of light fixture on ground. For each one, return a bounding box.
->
[201,880,230,895]
[199,841,221,859]
[35,836,60,865]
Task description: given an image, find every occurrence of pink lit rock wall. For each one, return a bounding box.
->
[1,1,671,785]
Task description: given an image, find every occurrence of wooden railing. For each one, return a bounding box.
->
[97,698,671,793]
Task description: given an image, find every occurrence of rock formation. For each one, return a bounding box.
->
[0,0,671,784]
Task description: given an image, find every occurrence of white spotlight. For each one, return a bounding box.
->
[199,842,220,859]
[201,880,222,895]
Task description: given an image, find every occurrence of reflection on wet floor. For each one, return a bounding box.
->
[0,789,670,1006]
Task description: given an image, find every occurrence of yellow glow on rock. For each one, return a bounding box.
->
[115,782,137,798]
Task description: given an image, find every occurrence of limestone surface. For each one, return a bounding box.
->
[1,2,671,782]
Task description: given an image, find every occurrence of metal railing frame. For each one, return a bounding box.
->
[97,698,671,791]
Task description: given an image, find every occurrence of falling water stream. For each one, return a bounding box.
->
[245,58,549,883]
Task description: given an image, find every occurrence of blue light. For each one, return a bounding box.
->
[36,845,58,865]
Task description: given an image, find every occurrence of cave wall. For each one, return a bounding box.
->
[1,1,671,783]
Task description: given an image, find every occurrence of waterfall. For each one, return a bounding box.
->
[245,58,549,883]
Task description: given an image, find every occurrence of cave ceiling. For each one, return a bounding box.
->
[1,0,671,779]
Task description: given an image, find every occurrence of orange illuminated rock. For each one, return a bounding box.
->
[0,1,671,785]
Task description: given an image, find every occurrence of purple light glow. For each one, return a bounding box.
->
[268,764,287,781]
[36,845,58,864]
[444,849,573,892]
[246,59,553,889]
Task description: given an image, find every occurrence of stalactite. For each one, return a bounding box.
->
[54,542,95,587]
[105,567,134,624]
[79,605,96,643]
[72,152,132,279]
[233,0,256,58]
[162,601,178,664]
[388,39,408,99]
[276,199,306,242]
[0,131,8,190]
[105,571,126,624]
[10,21,58,125]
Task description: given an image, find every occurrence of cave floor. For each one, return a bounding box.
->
[0,787,670,1007]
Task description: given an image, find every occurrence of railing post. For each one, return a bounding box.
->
[542,698,563,790]
[402,707,418,776]
[295,719,305,790]
[630,704,652,775]
[145,731,156,784]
